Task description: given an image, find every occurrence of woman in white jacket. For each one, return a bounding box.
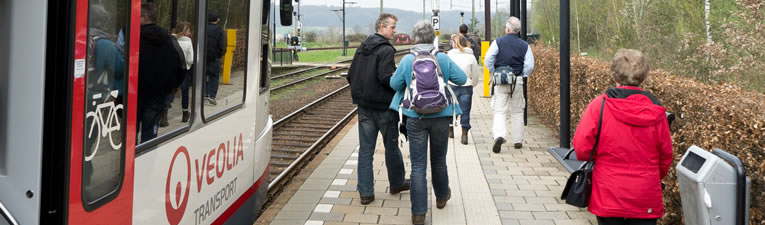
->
[174,22,195,123]
[447,34,481,144]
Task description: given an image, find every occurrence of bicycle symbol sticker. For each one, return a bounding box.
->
[85,90,123,162]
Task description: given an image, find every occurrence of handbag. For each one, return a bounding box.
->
[560,97,606,208]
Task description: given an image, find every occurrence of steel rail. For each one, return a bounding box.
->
[270,68,345,92]
[268,85,355,192]
[271,66,328,80]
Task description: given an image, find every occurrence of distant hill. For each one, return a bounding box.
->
[275,5,487,36]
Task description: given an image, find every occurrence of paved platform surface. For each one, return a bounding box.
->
[270,84,597,225]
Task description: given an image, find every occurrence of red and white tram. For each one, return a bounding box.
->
[0,0,292,224]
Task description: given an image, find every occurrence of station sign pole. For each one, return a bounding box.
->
[432,0,440,49]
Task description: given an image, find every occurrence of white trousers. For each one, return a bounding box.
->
[491,80,525,143]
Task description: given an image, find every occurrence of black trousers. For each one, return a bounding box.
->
[596,217,657,225]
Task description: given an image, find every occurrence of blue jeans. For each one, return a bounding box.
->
[357,107,406,197]
[451,85,473,129]
[137,96,167,143]
[181,70,191,109]
[206,59,220,98]
[407,117,451,215]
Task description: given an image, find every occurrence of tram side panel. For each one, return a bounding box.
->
[132,0,271,224]
[0,0,48,224]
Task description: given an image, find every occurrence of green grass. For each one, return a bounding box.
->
[274,41,362,49]
[296,49,356,63]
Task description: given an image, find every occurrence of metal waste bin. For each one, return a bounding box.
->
[676,145,750,225]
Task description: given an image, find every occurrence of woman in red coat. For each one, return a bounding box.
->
[573,49,673,225]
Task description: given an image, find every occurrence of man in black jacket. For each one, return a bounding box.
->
[205,13,227,105]
[346,13,408,205]
[136,3,185,143]
[459,24,481,62]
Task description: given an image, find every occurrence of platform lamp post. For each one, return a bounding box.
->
[342,0,346,56]
[484,0,490,40]
[460,11,464,24]
[337,0,356,56]
[432,0,440,48]
[471,0,475,30]
[423,0,426,19]
[559,0,571,148]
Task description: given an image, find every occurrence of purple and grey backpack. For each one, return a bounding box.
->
[402,49,456,114]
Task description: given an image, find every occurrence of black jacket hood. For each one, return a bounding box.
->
[359,34,393,55]
[141,24,173,45]
[605,87,661,105]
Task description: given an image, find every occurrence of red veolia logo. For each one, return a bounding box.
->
[165,146,191,225]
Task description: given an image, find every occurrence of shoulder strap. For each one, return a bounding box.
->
[586,97,607,162]
[429,50,444,78]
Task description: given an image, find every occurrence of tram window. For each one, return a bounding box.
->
[82,1,128,208]
[203,0,250,119]
[259,1,270,93]
[135,1,198,145]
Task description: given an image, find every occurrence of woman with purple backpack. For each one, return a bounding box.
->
[388,20,467,225]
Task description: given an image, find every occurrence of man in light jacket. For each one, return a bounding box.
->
[483,16,534,153]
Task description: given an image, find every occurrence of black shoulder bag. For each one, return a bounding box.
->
[560,97,606,208]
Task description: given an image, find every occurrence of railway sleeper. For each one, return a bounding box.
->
[271,161,292,167]
[272,136,318,142]
[272,147,305,152]
[294,120,339,126]
[310,105,355,111]
[286,124,333,129]
[271,153,299,160]
[273,142,312,148]
[303,112,352,117]
[274,128,330,134]
[273,132,324,138]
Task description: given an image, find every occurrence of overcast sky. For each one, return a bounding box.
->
[304,0,528,13]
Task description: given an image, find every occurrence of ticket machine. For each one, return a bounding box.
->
[676,146,750,225]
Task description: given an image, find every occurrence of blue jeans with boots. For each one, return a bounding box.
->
[356,107,407,198]
[407,117,451,215]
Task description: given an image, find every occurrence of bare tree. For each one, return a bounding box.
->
[705,0,712,44]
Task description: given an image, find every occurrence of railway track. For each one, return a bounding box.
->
[267,85,355,193]
[266,49,410,195]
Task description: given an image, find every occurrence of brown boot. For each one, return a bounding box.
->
[412,214,425,225]
[159,111,169,127]
[461,128,469,145]
[181,110,190,122]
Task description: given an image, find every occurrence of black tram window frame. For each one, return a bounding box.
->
[135,0,201,156]
[200,0,251,123]
[81,0,131,211]
[259,0,271,94]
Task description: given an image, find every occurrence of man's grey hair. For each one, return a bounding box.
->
[411,20,435,44]
[89,5,111,29]
[505,17,521,34]
[375,13,398,32]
